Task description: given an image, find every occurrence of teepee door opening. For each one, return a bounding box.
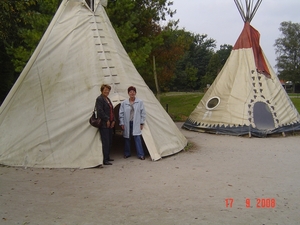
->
[113,104,122,135]
[85,0,94,11]
[253,102,275,130]
[112,104,150,158]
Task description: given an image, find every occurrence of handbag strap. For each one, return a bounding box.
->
[93,106,98,118]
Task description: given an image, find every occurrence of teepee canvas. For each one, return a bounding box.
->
[183,0,300,137]
[0,0,187,168]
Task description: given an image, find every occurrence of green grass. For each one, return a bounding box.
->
[291,98,300,110]
[159,92,300,122]
[160,92,204,121]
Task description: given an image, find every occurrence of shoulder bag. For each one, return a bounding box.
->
[89,108,101,128]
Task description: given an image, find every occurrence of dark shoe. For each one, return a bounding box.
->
[103,161,112,165]
[139,156,145,160]
[124,155,131,159]
[108,158,114,161]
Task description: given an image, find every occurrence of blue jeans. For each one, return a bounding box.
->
[124,121,144,158]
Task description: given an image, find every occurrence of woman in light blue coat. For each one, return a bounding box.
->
[119,86,146,160]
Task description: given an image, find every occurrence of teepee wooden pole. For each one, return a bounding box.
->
[153,56,160,101]
[234,0,263,23]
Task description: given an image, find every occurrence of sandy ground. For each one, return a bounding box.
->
[1,123,300,225]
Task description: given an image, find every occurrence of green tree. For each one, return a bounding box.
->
[0,0,59,103]
[0,0,37,102]
[173,33,216,91]
[274,21,300,91]
[216,44,232,66]
[202,53,221,88]
[0,42,15,104]
[149,28,193,91]
[191,34,216,89]
[106,0,176,77]
[201,44,232,91]
[6,0,58,72]
[0,0,37,40]
[184,62,198,90]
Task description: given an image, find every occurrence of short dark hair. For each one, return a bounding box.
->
[100,84,111,92]
[127,86,136,93]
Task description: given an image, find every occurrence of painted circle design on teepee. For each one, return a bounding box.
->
[206,97,220,110]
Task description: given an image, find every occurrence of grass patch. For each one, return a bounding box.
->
[160,92,203,121]
[288,93,300,110]
[288,93,300,97]
[184,141,194,152]
[159,92,300,122]
[291,98,300,110]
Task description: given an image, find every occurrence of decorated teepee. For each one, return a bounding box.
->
[0,0,187,168]
[183,0,300,137]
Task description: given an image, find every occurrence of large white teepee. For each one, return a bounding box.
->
[183,0,300,137]
[0,0,187,168]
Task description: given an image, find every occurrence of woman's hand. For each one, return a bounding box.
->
[110,121,115,128]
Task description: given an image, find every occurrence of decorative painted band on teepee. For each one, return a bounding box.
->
[233,22,270,78]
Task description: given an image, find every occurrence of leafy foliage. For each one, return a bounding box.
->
[201,44,232,88]
[172,34,216,91]
[0,0,38,102]
[0,0,233,103]
[202,53,221,88]
[106,0,182,91]
[217,44,232,66]
[0,0,37,40]
[150,28,193,91]
[275,21,300,89]
[0,0,59,102]
[6,0,58,72]
[106,0,176,71]
[0,42,15,104]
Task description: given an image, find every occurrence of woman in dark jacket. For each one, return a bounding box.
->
[96,84,115,165]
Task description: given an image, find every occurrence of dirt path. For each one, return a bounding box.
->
[1,123,300,225]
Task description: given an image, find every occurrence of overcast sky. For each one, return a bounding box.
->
[169,0,300,71]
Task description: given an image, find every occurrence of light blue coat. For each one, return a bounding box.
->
[119,98,146,138]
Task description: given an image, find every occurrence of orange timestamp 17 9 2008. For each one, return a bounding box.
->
[225,198,276,208]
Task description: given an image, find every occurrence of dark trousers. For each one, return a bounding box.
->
[99,128,113,162]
